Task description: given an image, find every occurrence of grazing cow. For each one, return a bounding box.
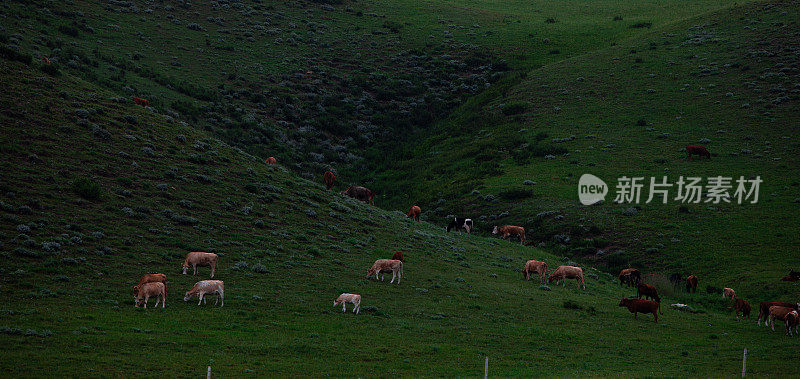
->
[548,265,586,290]
[265,156,277,164]
[446,217,473,234]
[184,280,224,307]
[132,97,149,107]
[522,260,547,284]
[333,293,361,314]
[392,251,403,262]
[619,298,661,323]
[132,273,167,299]
[618,268,641,287]
[41,56,51,64]
[685,145,711,160]
[636,283,661,303]
[182,252,219,278]
[407,205,421,221]
[366,259,403,284]
[729,298,751,320]
[323,171,335,190]
[134,282,166,309]
[342,186,374,205]
[668,272,683,290]
[768,306,796,332]
[492,225,526,245]
[757,301,800,326]
[780,275,799,282]
[785,311,799,337]
[686,275,699,293]
[722,287,736,299]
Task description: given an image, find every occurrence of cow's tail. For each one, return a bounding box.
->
[659,301,663,315]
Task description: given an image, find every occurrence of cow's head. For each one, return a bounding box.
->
[366,267,376,278]
[618,298,631,307]
[132,285,140,298]
[492,226,498,235]
[183,292,192,302]
[333,299,342,307]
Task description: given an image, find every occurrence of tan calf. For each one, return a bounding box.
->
[492,225,526,245]
[768,306,795,332]
[548,265,586,290]
[182,252,219,278]
[523,260,547,284]
[184,280,225,307]
[366,259,403,284]
[135,282,166,309]
[333,293,361,314]
[132,273,166,299]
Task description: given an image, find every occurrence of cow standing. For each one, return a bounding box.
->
[342,186,374,205]
[618,268,641,287]
[333,293,361,314]
[184,280,225,307]
[323,171,335,190]
[133,273,167,300]
[548,265,586,290]
[686,275,699,293]
[722,287,736,299]
[446,217,473,234]
[785,311,799,337]
[135,282,166,309]
[182,252,219,278]
[619,298,661,323]
[366,259,403,284]
[768,306,797,333]
[685,145,711,160]
[132,97,149,107]
[636,283,661,303]
[407,205,421,221]
[492,225,526,245]
[265,156,277,164]
[729,298,751,320]
[522,260,547,284]
[757,301,800,326]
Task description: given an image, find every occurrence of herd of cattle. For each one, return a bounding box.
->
[129,163,799,337]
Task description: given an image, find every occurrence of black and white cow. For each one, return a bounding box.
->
[446,217,473,233]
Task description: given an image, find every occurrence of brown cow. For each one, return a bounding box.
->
[407,205,421,221]
[366,259,402,284]
[548,265,585,290]
[785,311,799,337]
[42,56,51,64]
[618,268,641,287]
[619,298,661,323]
[492,225,526,245]
[182,252,219,278]
[342,186,374,205]
[768,306,796,332]
[522,260,547,284]
[392,251,403,262]
[780,275,799,282]
[722,287,736,299]
[729,298,751,320]
[323,171,335,190]
[134,282,166,309]
[265,156,277,164]
[132,97,149,107]
[758,301,800,326]
[686,275,699,293]
[184,280,224,307]
[685,145,710,160]
[636,282,661,303]
[132,273,166,299]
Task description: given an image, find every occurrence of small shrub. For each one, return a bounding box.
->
[72,178,102,200]
[501,101,527,116]
[563,300,583,310]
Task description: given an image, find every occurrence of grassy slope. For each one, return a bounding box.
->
[1,55,799,376]
[383,0,800,295]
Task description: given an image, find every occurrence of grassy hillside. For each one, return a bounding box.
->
[1,55,799,376]
[378,0,800,295]
[1,0,741,181]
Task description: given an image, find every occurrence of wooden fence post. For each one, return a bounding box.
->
[484,356,488,379]
[741,348,747,378]
[207,366,211,379]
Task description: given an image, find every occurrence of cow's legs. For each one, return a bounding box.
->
[211,263,215,278]
[198,293,204,306]
[354,301,360,314]
[342,303,347,312]
[219,291,224,307]
[154,296,161,308]
[193,265,198,275]
[390,271,396,284]
[144,296,149,309]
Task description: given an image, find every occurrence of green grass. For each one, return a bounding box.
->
[375,0,800,296]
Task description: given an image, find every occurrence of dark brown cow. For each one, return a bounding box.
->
[757,301,800,326]
[132,97,149,107]
[785,311,799,337]
[619,298,661,323]
[407,205,421,221]
[636,282,661,303]
[342,186,374,205]
[729,298,751,320]
[392,251,403,262]
[323,171,335,190]
[686,275,699,293]
[618,268,641,287]
[685,145,711,160]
